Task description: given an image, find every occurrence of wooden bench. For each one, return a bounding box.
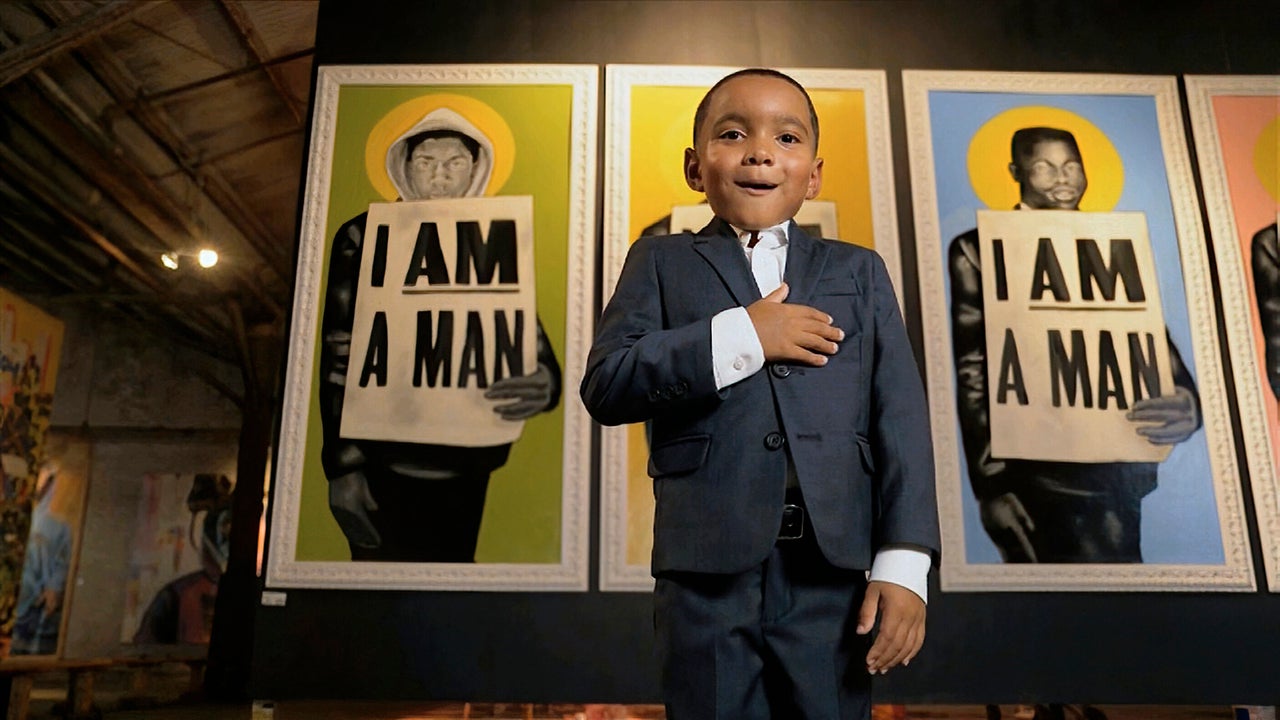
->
[1,657,112,720]
[113,654,207,707]
[2,654,206,720]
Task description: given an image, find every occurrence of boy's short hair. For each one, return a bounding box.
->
[692,68,820,152]
[1010,127,1081,166]
[403,129,481,162]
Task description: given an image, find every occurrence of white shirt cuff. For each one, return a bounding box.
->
[868,547,931,604]
[710,306,764,390]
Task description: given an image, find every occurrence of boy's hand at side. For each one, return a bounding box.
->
[858,580,926,675]
[746,283,844,366]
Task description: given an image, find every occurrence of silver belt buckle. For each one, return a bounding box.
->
[778,503,804,540]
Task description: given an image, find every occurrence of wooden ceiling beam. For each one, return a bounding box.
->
[217,0,305,125]
[0,226,223,359]
[129,48,313,109]
[0,231,81,293]
[151,128,302,175]
[29,3,295,290]
[0,141,233,343]
[0,94,285,317]
[0,1,146,89]
[0,212,108,290]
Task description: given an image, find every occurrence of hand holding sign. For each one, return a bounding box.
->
[1129,386,1199,445]
[485,363,555,420]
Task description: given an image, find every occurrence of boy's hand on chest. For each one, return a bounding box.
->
[746,282,845,366]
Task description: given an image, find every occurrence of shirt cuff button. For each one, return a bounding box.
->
[732,358,745,371]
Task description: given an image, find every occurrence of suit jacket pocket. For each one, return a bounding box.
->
[648,434,711,478]
[814,276,861,297]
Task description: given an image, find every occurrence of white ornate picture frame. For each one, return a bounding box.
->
[903,70,1255,591]
[266,65,596,591]
[600,65,904,591]
[1186,74,1280,592]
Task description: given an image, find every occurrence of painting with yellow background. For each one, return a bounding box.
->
[623,84,876,565]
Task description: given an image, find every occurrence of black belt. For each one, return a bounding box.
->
[778,487,805,541]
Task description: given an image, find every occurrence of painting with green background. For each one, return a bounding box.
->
[294,83,573,564]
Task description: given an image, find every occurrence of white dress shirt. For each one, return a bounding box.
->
[708,221,931,602]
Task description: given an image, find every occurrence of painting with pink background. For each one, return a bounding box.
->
[1212,94,1280,457]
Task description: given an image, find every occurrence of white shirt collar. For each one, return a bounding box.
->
[730,220,790,250]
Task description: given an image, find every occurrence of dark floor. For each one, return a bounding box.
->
[84,703,1243,719]
[16,666,1260,719]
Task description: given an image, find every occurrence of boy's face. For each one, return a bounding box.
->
[684,75,823,231]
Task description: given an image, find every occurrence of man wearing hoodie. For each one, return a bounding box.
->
[319,107,561,562]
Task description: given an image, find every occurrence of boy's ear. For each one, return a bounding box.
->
[805,157,824,200]
[684,147,704,192]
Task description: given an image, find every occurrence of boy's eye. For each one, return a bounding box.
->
[778,133,800,144]
[718,129,744,140]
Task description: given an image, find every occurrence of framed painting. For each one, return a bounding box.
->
[599,65,904,590]
[1185,74,1280,591]
[0,288,65,659]
[1,430,87,661]
[123,472,234,645]
[903,70,1254,591]
[265,65,596,591]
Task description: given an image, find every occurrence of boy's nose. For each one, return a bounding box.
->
[744,145,773,165]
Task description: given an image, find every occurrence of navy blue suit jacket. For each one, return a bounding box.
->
[581,219,940,575]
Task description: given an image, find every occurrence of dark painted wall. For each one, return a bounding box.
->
[252,0,1280,705]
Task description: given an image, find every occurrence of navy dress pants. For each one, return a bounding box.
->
[654,523,872,720]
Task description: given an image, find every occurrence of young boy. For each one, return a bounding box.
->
[580,69,939,719]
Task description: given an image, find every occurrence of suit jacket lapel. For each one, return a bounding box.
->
[782,221,831,307]
[692,217,760,306]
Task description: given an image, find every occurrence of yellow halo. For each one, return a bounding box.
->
[364,93,516,201]
[967,106,1123,212]
[1254,115,1279,203]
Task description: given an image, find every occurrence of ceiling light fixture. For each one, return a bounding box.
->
[158,249,220,270]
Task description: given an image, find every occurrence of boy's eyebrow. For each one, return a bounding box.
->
[707,111,813,135]
[772,113,812,134]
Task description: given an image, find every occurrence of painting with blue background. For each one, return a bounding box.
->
[927,89,1223,565]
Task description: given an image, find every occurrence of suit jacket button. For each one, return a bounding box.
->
[763,432,785,450]
[771,364,791,378]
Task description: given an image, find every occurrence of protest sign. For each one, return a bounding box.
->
[341,196,536,446]
[979,209,1174,462]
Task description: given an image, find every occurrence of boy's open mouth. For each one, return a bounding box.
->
[736,180,778,191]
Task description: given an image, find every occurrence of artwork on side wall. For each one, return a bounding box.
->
[3,431,88,660]
[599,65,904,591]
[1185,75,1280,592]
[903,70,1254,591]
[122,473,234,646]
[0,288,65,659]
[266,65,596,591]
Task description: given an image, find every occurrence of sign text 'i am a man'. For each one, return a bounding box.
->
[342,196,537,447]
